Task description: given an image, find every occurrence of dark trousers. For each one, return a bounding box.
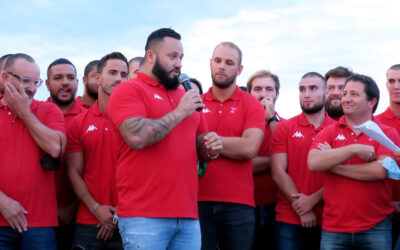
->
[198,201,255,250]
[72,223,123,250]
[0,226,57,250]
[275,221,321,250]
[253,203,276,250]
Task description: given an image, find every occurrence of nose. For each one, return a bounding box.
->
[175,58,182,69]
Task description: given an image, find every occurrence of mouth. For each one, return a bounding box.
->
[58,88,71,95]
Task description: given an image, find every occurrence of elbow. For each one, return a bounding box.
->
[125,136,146,150]
[375,168,388,180]
[241,147,258,161]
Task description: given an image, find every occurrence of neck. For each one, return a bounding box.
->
[390,102,400,116]
[345,113,372,134]
[81,93,96,106]
[211,83,237,102]
[304,109,326,128]
[97,92,109,113]
[142,65,160,83]
[51,98,74,114]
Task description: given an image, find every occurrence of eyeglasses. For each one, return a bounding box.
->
[7,72,43,88]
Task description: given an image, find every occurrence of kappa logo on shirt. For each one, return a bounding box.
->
[202,108,211,113]
[335,134,347,141]
[230,107,237,114]
[154,94,163,100]
[292,131,304,138]
[86,125,98,133]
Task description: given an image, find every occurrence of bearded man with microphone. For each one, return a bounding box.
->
[108,28,222,250]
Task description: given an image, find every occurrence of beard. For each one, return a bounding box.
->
[301,96,325,114]
[211,72,236,89]
[86,83,98,100]
[325,100,344,118]
[51,89,75,106]
[152,58,180,90]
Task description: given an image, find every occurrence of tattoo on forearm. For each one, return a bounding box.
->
[124,113,180,145]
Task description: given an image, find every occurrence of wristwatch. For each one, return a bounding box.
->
[267,114,280,125]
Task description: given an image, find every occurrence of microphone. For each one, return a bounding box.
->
[179,73,202,112]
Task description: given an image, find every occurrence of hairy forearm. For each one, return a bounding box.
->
[66,153,97,211]
[308,146,356,172]
[21,111,65,158]
[331,161,388,181]
[220,128,264,161]
[120,110,183,150]
[253,156,270,175]
[271,153,299,203]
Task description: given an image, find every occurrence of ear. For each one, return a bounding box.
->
[369,98,377,111]
[1,71,8,84]
[146,50,156,65]
[209,58,213,69]
[94,72,101,87]
[236,65,243,76]
[82,76,88,85]
[45,79,50,91]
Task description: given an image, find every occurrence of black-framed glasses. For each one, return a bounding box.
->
[7,72,43,88]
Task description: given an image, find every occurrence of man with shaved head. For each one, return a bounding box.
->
[0,53,66,249]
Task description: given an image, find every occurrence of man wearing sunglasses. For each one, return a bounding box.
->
[0,53,66,249]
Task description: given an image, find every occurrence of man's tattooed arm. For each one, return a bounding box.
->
[119,111,183,150]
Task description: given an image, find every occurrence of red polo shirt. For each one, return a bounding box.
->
[254,113,284,206]
[75,96,92,109]
[66,101,119,225]
[311,116,398,233]
[47,98,87,208]
[0,99,65,227]
[271,112,335,225]
[198,86,265,206]
[108,72,208,219]
[376,108,400,201]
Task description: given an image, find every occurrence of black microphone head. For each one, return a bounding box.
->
[179,73,192,91]
[178,73,190,84]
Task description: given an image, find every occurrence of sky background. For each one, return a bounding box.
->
[1,0,400,118]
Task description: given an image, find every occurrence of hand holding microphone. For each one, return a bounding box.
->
[179,73,203,112]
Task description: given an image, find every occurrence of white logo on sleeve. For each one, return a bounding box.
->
[154,94,163,100]
[202,108,211,113]
[292,131,304,138]
[334,134,347,141]
[86,125,98,133]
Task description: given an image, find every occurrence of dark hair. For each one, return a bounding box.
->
[246,70,280,93]
[189,78,203,95]
[129,57,144,64]
[345,74,380,113]
[387,64,400,76]
[97,52,128,74]
[325,66,353,81]
[301,72,326,88]
[213,41,242,66]
[47,58,77,78]
[145,28,181,52]
[0,54,13,69]
[4,53,35,72]
[84,60,99,77]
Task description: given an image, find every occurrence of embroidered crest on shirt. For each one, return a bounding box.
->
[86,125,98,133]
[154,94,163,100]
[334,134,347,141]
[230,107,237,114]
[202,108,211,113]
[292,131,304,138]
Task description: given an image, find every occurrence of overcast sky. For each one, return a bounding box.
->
[1,0,400,117]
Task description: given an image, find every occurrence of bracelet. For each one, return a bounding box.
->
[267,114,280,125]
[208,152,219,160]
[91,202,100,214]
